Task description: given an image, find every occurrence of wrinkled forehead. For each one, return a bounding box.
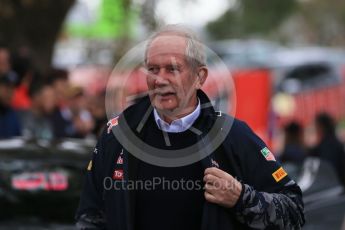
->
[146,34,187,63]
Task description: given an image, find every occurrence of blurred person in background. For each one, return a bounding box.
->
[0,45,11,75]
[20,78,56,140]
[88,91,107,137]
[0,73,21,138]
[280,121,306,164]
[50,68,70,106]
[49,68,76,138]
[67,86,94,138]
[0,45,19,84]
[310,113,345,186]
[50,77,95,139]
[11,54,34,110]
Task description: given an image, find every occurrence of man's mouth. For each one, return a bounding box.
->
[159,92,175,97]
[154,89,176,97]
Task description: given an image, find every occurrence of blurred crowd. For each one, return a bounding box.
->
[279,113,345,186]
[0,45,108,140]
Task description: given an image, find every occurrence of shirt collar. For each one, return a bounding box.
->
[153,99,200,133]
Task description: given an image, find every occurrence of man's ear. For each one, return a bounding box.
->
[196,67,208,89]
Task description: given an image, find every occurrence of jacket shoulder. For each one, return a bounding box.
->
[223,115,267,150]
[102,96,151,142]
[223,116,254,138]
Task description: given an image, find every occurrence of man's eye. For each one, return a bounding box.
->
[168,66,180,73]
[148,67,159,74]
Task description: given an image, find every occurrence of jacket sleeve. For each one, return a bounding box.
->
[75,130,108,230]
[229,120,305,229]
[234,181,304,229]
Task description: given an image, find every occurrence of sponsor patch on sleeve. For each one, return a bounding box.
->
[87,160,93,171]
[272,167,287,182]
[107,116,119,134]
[260,147,276,161]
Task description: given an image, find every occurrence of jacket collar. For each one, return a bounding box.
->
[121,89,216,134]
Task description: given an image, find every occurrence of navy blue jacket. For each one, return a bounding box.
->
[76,90,305,229]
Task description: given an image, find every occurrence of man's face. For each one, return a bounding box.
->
[145,35,200,119]
[53,79,69,102]
[35,86,57,114]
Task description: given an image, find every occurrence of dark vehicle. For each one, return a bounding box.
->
[284,157,345,229]
[0,138,94,228]
[270,47,345,127]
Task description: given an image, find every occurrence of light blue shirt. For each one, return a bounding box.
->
[153,100,200,133]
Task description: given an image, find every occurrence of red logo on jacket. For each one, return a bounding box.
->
[107,116,119,134]
[117,156,123,165]
[113,169,124,180]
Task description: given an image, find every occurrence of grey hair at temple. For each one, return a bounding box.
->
[144,24,207,71]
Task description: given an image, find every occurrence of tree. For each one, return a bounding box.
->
[207,0,297,40]
[296,0,345,45]
[0,0,76,72]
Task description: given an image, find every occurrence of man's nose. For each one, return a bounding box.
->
[154,70,170,86]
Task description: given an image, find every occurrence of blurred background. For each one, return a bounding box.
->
[0,0,345,229]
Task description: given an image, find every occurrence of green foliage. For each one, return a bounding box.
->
[297,0,345,45]
[207,0,297,39]
[66,0,137,39]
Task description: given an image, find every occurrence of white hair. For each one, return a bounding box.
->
[145,24,206,70]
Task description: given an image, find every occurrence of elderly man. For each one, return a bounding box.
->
[76,25,305,230]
